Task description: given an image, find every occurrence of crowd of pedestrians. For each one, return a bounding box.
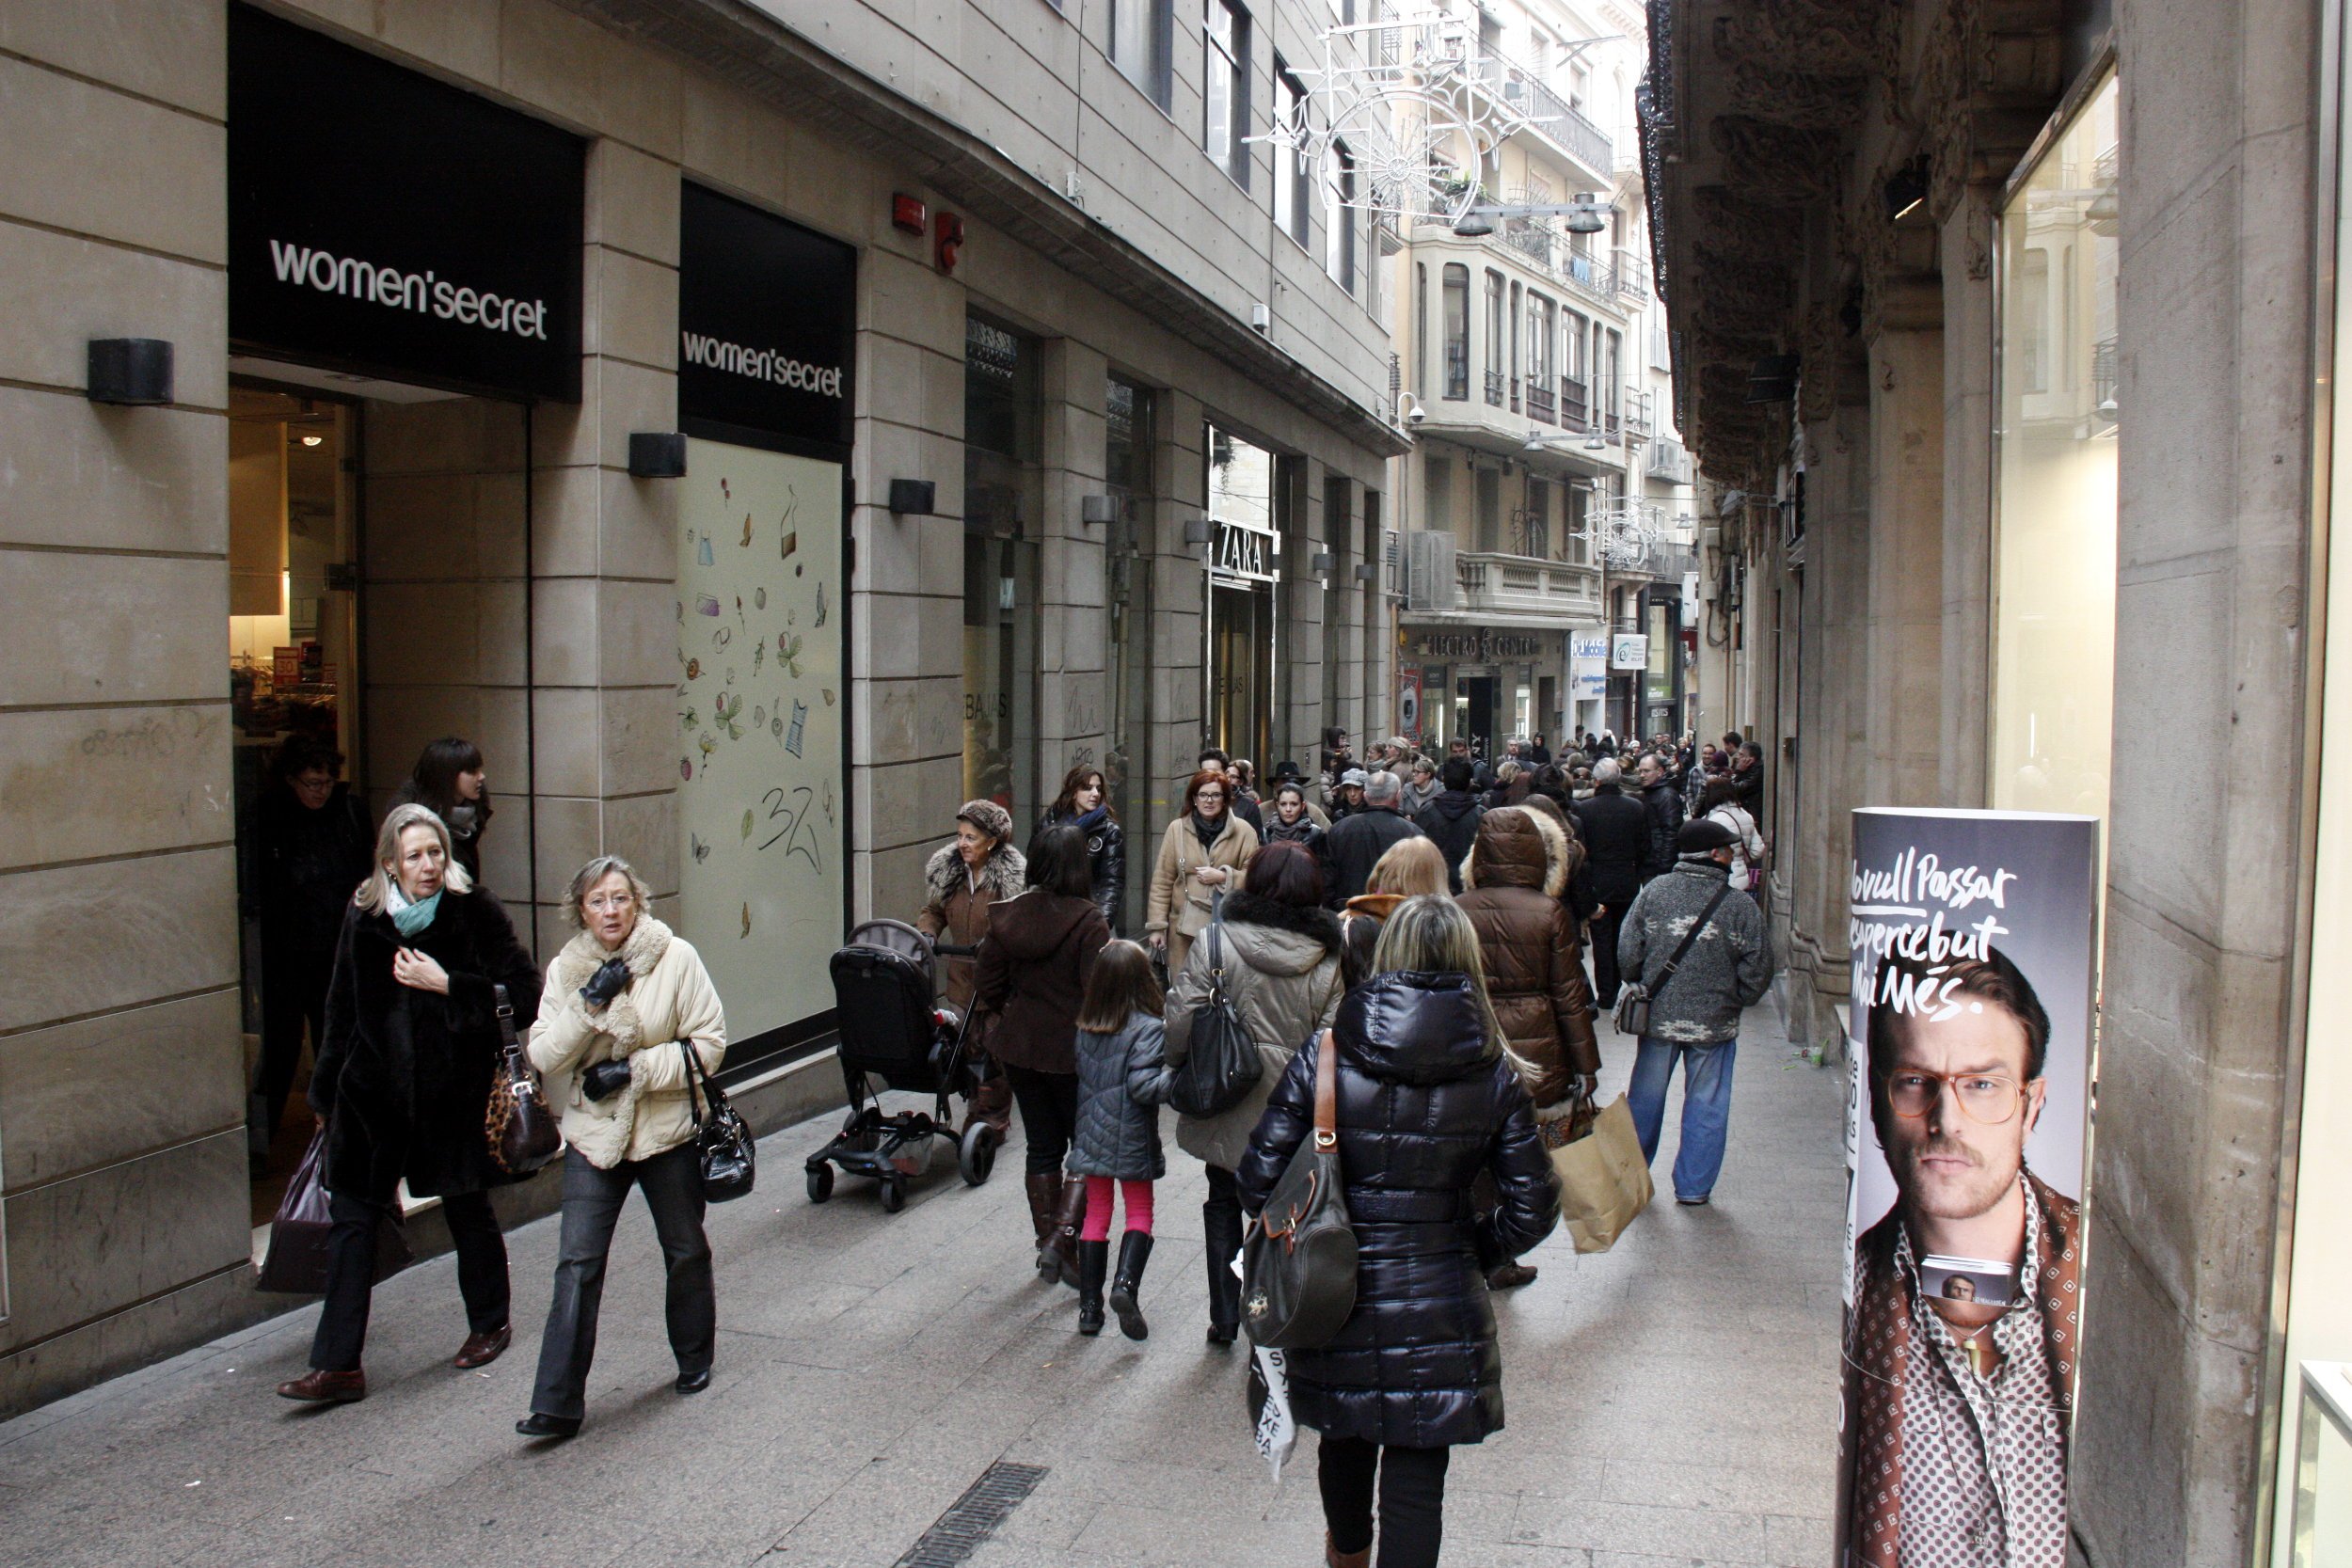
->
[244,717,1775,1563]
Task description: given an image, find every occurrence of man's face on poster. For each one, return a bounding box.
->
[1876,1003,2048,1222]
[1945,1276,1977,1303]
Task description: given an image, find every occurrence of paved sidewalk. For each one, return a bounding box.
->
[0,1002,1844,1568]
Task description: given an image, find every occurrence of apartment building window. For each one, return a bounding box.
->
[1508,280,1522,409]
[1325,142,1357,293]
[1523,476,1551,559]
[1414,262,1428,400]
[1483,271,1505,406]
[1273,67,1311,249]
[1566,480,1591,563]
[1203,0,1249,187]
[1112,0,1172,109]
[1441,264,1470,400]
[1603,328,1622,431]
[1563,307,1588,425]
[1424,449,1453,532]
[1525,292,1555,420]
[1476,467,1502,552]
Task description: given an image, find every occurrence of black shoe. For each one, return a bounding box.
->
[516,1413,581,1440]
[1076,1239,1109,1337]
[1206,1323,1238,1347]
[1109,1232,1153,1341]
[675,1368,711,1395]
[1677,1195,1711,1206]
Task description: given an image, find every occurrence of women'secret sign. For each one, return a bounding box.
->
[676,182,856,457]
[227,3,584,400]
[1834,808,2100,1568]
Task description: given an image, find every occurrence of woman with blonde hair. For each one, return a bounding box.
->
[517,853,727,1440]
[277,803,539,1407]
[1338,834,1450,989]
[1237,895,1560,1568]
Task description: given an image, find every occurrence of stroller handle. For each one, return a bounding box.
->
[931,942,977,958]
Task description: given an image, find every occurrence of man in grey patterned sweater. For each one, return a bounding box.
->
[1616,817,1773,1204]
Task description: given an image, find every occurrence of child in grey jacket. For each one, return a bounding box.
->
[1067,940,1175,1339]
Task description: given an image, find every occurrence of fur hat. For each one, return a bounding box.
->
[956,798,1014,845]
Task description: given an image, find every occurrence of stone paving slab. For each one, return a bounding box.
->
[0,1003,1843,1568]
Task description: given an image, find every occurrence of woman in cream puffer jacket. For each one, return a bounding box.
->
[517,854,726,1440]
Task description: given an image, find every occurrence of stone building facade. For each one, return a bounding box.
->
[1645,0,2345,1562]
[0,0,1402,1415]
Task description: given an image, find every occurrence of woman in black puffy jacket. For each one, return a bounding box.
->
[1236,895,1560,1568]
[1040,764,1126,933]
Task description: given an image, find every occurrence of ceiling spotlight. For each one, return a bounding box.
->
[299,434,325,448]
[1883,156,1931,224]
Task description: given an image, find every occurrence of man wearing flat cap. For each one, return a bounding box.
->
[1616,816,1774,1204]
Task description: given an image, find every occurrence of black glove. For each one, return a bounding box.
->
[581,1059,631,1101]
[580,957,630,1009]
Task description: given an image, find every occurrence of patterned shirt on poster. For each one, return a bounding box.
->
[1894,1184,2070,1568]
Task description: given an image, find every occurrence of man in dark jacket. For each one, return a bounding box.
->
[1730,740,1766,818]
[1319,769,1422,908]
[1633,752,1684,884]
[1571,758,1648,1007]
[1415,757,1486,893]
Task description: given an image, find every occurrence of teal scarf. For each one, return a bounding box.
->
[388,886,442,937]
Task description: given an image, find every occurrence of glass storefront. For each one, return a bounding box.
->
[1205,424,1279,768]
[1105,372,1155,932]
[963,313,1042,821]
[1992,72,2121,821]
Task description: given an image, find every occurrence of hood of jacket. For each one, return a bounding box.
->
[1216,891,1343,976]
[1426,789,1482,823]
[1335,970,1501,1085]
[1343,892,1407,922]
[981,886,1101,960]
[924,839,1027,908]
[1460,806,1568,898]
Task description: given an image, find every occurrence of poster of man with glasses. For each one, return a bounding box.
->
[1834,808,2100,1568]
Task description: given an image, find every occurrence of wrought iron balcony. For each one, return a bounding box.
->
[1462,53,1614,177]
[1526,379,1557,423]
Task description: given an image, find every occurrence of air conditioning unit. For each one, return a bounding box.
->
[1405,530,1458,612]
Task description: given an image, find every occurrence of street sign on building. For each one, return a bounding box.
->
[1571,631,1610,700]
[1612,632,1649,670]
[1396,666,1422,738]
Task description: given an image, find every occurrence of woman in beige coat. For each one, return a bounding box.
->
[1145,768,1260,979]
[517,854,726,1440]
[1164,840,1344,1343]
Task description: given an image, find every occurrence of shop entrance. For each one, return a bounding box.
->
[1208,580,1273,766]
[1455,673,1498,764]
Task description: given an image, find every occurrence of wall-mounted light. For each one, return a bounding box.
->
[1081,495,1118,527]
[935,212,965,274]
[1883,156,1931,224]
[1353,563,1378,582]
[888,479,936,515]
[1183,517,1212,546]
[1311,551,1335,574]
[628,432,687,478]
[1249,303,1272,333]
[298,434,325,448]
[87,339,173,405]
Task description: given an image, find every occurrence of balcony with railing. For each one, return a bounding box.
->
[1623,388,1651,442]
[1560,375,1589,429]
[1484,368,1505,408]
[1461,53,1613,182]
[1454,551,1604,624]
[1525,377,1556,423]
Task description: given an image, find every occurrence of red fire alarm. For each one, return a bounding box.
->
[891,193,928,235]
[935,212,965,275]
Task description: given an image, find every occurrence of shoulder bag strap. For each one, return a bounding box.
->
[491,983,521,1054]
[1207,889,1227,988]
[1312,1029,1339,1150]
[1649,881,1734,1003]
[677,1038,707,1129]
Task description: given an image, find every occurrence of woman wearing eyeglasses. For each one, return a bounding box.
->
[1143,768,1259,980]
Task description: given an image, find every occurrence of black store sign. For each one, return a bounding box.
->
[678,182,857,458]
[228,4,584,401]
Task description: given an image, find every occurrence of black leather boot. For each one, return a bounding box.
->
[1024,1173,1063,1281]
[1202,1200,1245,1344]
[1109,1232,1153,1341]
[1076,1240,1109,1337]
[1050,1180,1089,1289]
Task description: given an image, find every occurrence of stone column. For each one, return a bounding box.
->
[1861,297,1947,807]
[1939,186,1996,809]
[1039,339,1111,794]
[1147,393,1209,830]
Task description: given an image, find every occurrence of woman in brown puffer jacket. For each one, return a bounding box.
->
[1454,806,1601,1112]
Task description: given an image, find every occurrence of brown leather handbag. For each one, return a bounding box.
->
[484,982,562,1174]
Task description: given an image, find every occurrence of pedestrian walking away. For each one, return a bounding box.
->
[1616,818,1773,1205]
[915,800,1026,1135]
[392,736,496,884]
[1165,840,1344,1344]
[1338,835,1449,990]
[1321,769,1424,908]
[1066,940,1176,1339]
[277,803,539,1408]
[975,823,1112,1287]
[1238,895,1560,1568]
[518,854,728,1440]
[1040,764,1127,934]
[1145,768,1259,978]
[1412,758,1486,894]
[1571,759,1647,1008]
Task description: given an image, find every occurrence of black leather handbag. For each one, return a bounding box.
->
[1614,881,1732,1037]
[484,982,563,1175]
[1167,894,1265,1117]
[1242,1030,1359,1351]
[679,1038,755,1202]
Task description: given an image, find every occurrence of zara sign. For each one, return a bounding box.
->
[227,4,585,401]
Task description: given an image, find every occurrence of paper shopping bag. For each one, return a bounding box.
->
[1542,1093,1653,1254]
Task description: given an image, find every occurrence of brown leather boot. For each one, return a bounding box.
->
[277,1368,366,1403]
[964,1073,1013,1136]
[1325,1532,1371,1568]
[1025,1173,1063,1280]
[1049,1179,1089,1289]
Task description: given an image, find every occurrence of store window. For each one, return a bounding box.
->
[1205,424,1279,765]
[1203,0,1249,186]
[1105,373,1156,931]
[964,313,1043,823]
[1991,71,2118,822]
[1526,293,1555,422]
[1441,264,1470,400]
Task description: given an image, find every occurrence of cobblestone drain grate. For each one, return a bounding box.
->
[891,1460,1050,1567]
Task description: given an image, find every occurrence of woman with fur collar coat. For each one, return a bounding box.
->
[915,799,1027,1014]
[1164,841,1345,1343]
[516,854,726,1440]
[1454,806,1602,1113]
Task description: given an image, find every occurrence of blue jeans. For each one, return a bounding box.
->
[1627,1037,1738,1201]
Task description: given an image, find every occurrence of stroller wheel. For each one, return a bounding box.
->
[881,1174,908,1213]
[959,1121,997,1187]
[806,1164,834,1204]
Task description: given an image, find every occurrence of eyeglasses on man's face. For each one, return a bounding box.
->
[1879,1069,2028,1126]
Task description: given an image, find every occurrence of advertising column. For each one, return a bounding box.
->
[1835,808,2100,1566]
[673,183,855,1067]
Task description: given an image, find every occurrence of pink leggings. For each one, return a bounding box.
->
[1079,1176,1155,1242]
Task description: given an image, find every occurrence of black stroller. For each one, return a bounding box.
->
[808,920,999,1212]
